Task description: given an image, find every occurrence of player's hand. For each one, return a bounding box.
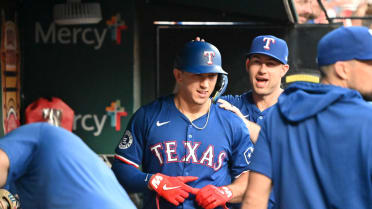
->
[195,185,232,209]
[149,173,199,206]
[217,99,260,144]
[0,189,19,209]
[217,99,244,118]
[193,37,205,42]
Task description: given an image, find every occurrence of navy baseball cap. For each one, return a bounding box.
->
[317,26,372,67]
[247,35,288,64]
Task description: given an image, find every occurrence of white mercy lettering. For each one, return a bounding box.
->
[35,22,107,50]
[73,114,107,136]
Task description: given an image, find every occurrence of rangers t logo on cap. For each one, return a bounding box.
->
[263,37,276,50]
[247,35,289,64]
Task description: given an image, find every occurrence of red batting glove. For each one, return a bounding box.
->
[149,173,199,206]
[195,185,233,209]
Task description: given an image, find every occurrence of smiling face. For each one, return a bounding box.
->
[247,54,289,97]
[174,69,218,106]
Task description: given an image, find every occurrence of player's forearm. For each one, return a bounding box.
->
[111,159,152,193]
[245,120,260,144]
[0,150,9,187]
[241,171,272,209]
[240,190,268,209]
[225,171,249,203]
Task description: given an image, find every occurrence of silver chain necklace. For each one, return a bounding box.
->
[190,103,211,130]
[176,98,211,130]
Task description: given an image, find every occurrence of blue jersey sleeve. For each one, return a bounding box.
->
[113,107,153,192]
[111,159,152,193]
[115,107,147,168]
[0,123,43,184]
[230,115,254,177]
[220,95,242,108]
[247,124,272,179]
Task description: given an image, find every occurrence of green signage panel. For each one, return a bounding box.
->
[20,0,135,154]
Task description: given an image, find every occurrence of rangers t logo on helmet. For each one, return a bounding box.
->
[203,51,215,65]
[173,41,229,103]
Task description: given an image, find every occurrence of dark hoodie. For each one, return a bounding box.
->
[248,82,372,209]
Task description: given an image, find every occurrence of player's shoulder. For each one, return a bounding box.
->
[221,91,251,100]
[353,100,372,119]
[364,102,372,111]
[213,103,246,124]
[136,95,173,114]
[221,91,253,106]
[18,122,48,130]
[0,123,77,152]
[10,122,58,136]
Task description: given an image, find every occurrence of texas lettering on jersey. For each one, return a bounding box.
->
[150,141,227,171]
[114,96,253,209]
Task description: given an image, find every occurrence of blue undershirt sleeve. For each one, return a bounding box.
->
[111,159,153,193]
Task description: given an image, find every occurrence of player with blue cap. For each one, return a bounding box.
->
[247,35,288,65]
[220,35,289,142]
[113,40,253,209]
[218,35,289,209]
[241,26,372,209]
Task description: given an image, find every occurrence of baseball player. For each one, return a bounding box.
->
[220,35,289,133]
[242,26,372,209]
[112,40,254,209]
[0,122,137,209]
[215,35,289,209]
[193,36,289,146]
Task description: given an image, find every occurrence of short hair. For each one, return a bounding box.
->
[319,65,332,81]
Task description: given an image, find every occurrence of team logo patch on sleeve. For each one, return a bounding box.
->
[244,147,254,165]
[118,130,133,149]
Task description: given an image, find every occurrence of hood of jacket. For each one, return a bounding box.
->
[278,82,362,122]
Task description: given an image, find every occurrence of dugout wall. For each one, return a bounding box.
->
[154,23,338,97]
